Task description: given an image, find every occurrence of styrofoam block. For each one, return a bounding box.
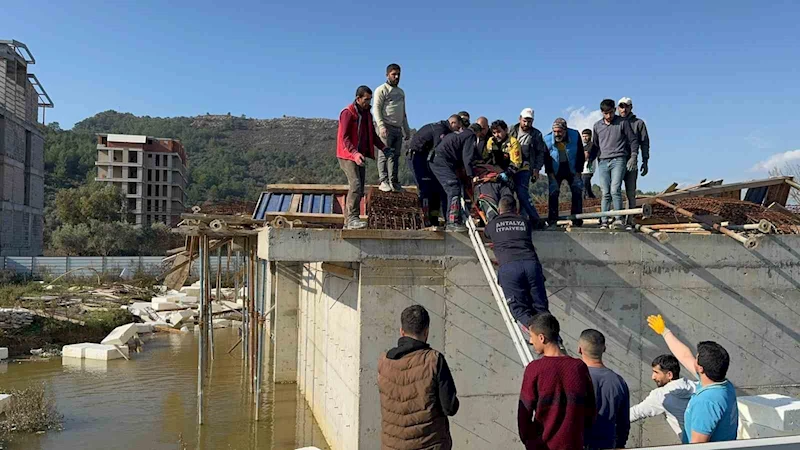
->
[212,319,231,329]
[62,343,90,358]
[101,323,138,345]
[169,310,194,327]
[738,394,800,432]
[151,301,184,311]
[0,347,8,360]
[179,296,198,304]
[83,343,129,361]
[135,323,154,333]
[220,301,242,311]
[738,419,796,439]
[180,287,201,298]
[151,296,172,304]
[0,393,11,415]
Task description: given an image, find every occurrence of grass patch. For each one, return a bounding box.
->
[0,383,63,438]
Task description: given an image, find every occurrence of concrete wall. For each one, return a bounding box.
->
[263,228,800,449]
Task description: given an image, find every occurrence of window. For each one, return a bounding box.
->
[155,155,160,166]
[128,167,137,178]
[128,151,138,163]
[147,169,152,182]
[162,200,167,212]
[24,130,31,206]
[163,170,168,183]
[155,185,160,197]
[128,182,137,194]
[146,200,151,212]
[127,198,137,212]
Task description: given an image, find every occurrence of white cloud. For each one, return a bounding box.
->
[564,107,603,134]
[750,149,800,172]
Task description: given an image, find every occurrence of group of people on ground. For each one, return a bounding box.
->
[377,307,738,450]
[376,187,737,449]
[336,63,651,231]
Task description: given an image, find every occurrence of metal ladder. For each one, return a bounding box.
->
[461,198,534,366]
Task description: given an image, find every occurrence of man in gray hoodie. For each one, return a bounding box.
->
[630,354,696,444]
[618,97,651,228]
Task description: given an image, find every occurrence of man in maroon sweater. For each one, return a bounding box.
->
[518,313,596,450]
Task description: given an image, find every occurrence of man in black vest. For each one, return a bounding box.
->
[484,197,549,330]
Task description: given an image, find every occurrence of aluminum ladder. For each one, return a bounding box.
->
[461,198,534,366]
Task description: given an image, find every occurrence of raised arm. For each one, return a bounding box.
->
[647,315,696,377]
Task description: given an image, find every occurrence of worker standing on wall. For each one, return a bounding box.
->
[509,108,547,226]
[407,119,452,226]
[543,118,585,227]
[374,63,412,192]
[378,305,459,450]
[618,97,651,229]
[484,197,549,330]
[581,129,598,199]
[336,85,387,230]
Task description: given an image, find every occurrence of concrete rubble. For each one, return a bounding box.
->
[0,393,11,416]
[738,394,800,439]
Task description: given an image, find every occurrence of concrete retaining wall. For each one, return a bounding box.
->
[262,229,800,449]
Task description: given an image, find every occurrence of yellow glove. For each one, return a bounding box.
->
[647,314,668,336]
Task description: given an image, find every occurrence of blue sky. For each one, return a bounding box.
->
[6,0,800,191]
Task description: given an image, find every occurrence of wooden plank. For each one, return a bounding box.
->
[180,213,263,225]
[288,193,302,213]
[321,262,355,280]
[658,182,679,195]
[767,202,798,218]
[636,177,792,205]
[648,223,707,230]
[265,184,419,194]
[341,229,445,240]
[172,227,262,237]
[764,183,791,207]
[262,211,367,225]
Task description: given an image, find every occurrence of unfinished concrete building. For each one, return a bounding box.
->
[0,40,53,256]
[95,134,187,227]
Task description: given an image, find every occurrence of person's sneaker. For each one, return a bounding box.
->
[572,219,583,228]
[344,219,367,230]
[445,223,467,233]
[378,182,392,192]
[391,183,405,192]
[600,223,609,230]
[625,224,634,231]
[610,221,624,231]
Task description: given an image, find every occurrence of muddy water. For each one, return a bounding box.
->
[0,329,329,450]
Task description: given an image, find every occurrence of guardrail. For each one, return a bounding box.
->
[1,256,242,279]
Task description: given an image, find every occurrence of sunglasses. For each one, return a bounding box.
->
[618,104,630,108]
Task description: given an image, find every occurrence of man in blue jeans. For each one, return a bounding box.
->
[592,99,639,230]
[544,118,585,227]
[484,197,548,330]
[509,108,547,227]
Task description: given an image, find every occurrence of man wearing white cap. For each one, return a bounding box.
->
[618,97,650,229]
[509,108,547,226]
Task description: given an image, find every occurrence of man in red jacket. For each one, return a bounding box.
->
[518,313,596,449]
[337,85,387,229]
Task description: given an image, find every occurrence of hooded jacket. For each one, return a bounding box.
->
[408,121,451,156]
[485,135,525,172]
[630,377,696,439]
[378,337,459,450]
[432,129,480,177]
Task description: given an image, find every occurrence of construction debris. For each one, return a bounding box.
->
[367,189,426,230]
[649,197,800,234]
[62,343,130,361]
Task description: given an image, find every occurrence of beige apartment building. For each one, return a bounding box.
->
[0,40,53,256]
[95,134,187,227]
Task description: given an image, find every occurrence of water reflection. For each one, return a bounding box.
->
[0,329,329,450]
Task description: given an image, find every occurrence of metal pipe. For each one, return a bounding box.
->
[726,220,774,234]
[197,235,206,425]
[560,204,652,221]
[786,178,800,191]
[653,198,759,249]
[242,242,248,365]
[249,239,257,393]
[207,239,215,361]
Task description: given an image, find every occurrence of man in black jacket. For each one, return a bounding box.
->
[430,114,480,232]
[484,197,549,330]
[378,305,459,450]
[408,120,452,225]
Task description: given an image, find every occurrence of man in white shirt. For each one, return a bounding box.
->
[373,63,412,192]
[630,354,696,442]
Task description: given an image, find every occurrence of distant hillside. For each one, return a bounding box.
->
[44,110,416,208]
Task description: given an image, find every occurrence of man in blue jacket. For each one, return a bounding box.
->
[544,118,585,227]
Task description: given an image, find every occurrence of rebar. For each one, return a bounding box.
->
[654,198,759,249]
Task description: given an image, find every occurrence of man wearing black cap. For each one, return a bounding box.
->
[543,118,585,227]
[618,97,651,229]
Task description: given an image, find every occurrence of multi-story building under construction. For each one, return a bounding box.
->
[95,134,188,227]
[0,40,53,256]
